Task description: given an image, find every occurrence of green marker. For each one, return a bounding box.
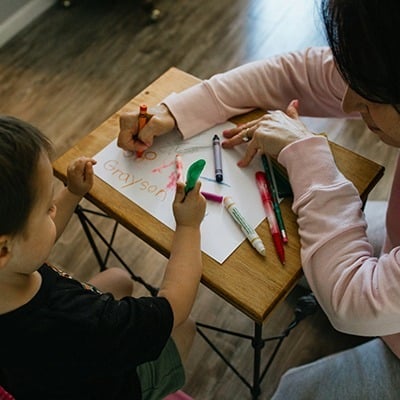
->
[185,159,206,194]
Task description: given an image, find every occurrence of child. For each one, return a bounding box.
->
[0,115,206,399]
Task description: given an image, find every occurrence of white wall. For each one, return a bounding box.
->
[0,0,56,48]
[0,0,30,24]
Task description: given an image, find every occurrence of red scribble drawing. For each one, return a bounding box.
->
[151,160,174,174]
[166,171,177,189]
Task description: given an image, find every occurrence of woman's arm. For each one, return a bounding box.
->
[117,47,352,153]
[164,47,350,138]
[279,136,400,336]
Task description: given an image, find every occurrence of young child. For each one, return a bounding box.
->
[0,115,206,399]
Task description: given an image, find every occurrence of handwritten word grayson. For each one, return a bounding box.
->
[103,159,168,201]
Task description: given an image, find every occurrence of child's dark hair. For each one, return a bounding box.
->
[0,116,53,236]
[322,0,400,107]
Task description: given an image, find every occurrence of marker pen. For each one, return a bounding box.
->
[224,196,265,256]
[262,154,288,243]
[201,191,224,203]
[212,134,223,182]
[135,104,148,157]
[255,171,285,264]
[175,154,184,183]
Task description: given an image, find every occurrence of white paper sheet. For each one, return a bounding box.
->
[93,122,265,263]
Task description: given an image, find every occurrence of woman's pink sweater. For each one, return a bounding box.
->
[163,47,400,357]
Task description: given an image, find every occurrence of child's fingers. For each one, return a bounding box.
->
[80,157,96,167]
[69,158,96,174]
[84,161,94,183]
[193,181,202,194]
[84,159,96,171]
[174,182,186,203]
[185,181,202,201]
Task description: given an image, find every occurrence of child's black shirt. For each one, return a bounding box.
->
[0,264,173,399]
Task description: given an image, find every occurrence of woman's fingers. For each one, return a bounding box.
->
[222,127,256,148]
[237,139,260,167]
[222,119,261,148]
[286,99,300,119]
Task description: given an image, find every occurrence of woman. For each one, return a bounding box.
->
[118,0,400,397]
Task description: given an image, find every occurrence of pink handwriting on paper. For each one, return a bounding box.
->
[103,159,168,201]
[166,171,177,189]
[151,160,174,174]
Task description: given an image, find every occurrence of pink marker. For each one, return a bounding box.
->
[175,154,184,183]
[201,191,224,203]
[255,171,285,265]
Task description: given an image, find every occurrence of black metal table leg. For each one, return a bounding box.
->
[251,323,263,399]
[74,205,158,296]
[74,203,318,398]
[196,294,318,398]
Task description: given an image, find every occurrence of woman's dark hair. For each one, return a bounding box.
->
[322,0,400,105]
[0,116,52,236]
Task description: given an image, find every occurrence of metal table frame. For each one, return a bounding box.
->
[75,204,316,399]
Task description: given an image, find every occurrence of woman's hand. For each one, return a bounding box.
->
[222,100,314,167]
[117,104,176,152]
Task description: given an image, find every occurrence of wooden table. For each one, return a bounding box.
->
[53,67,384,398]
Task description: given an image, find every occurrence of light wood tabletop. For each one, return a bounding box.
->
[53,67,384,324]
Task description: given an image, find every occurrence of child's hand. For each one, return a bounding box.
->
[67,157,97,196]
[173,181,206,228]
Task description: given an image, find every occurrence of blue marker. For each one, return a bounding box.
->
[212,134,223,183]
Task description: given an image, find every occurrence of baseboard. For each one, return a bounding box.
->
[0,0,57,48]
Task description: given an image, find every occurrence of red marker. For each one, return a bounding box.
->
[255,171,285,265]
[135,104,148,157]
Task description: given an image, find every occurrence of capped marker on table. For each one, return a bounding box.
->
[255,171,285,265]
[201,191,224,203]
[212,134,223,182]
[261,154,288,243]
[224,196,266,257]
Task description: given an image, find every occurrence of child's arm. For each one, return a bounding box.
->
[157,181,206,329]
[53,157,96,241]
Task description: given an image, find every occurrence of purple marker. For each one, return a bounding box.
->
[212,134,223,183]
[201,191,224,203]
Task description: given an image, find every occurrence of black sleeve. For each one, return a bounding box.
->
[96,294,175,367]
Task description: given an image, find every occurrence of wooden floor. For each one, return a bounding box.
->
[0,0,396,398]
